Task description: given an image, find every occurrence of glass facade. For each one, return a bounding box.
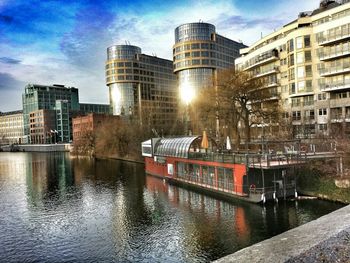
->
[175,23,215,42]
[109,83,136,115]
[22,84,79,143]
[173,23,246,106]
[105,45,177,130]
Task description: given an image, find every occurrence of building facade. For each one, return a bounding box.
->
[173,22,246,104]
[105,45,177,131]
[72,113,118,142]
[22,84,79,143]
[0,110,25,144]
[79,103,110,114]
[29,109,56,144]
[235,0,350,138]
[173,22,246,136]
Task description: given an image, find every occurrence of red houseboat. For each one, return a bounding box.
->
[142,136,304,203]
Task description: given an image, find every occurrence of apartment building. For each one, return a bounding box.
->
[235,0,350,138]
[0,110,25,144]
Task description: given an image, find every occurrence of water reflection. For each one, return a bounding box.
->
[0,152,344,263]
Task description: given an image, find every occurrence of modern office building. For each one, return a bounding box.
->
[173,22,246,136]
[22,84,79,143]
[173,22,246,103]
[0,110,25,144]
[22,84,111,144]
[235,0,350,138]
[105,45,178,131]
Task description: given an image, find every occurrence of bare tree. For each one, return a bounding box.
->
[195,68,282,147]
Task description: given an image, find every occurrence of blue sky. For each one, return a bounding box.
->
[0,0,319,111]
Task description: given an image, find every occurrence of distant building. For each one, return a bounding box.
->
[235,0,350,138]
[72,113,118,142]
[105,45,178,131]
[79,103,110,114]
[29,109,56,144]
[0,110,25,144]
[22,84,79,143]
[22,84,110,144]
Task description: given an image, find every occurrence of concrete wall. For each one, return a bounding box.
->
[214,204,350,263]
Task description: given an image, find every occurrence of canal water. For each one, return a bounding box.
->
[0,152,343,263]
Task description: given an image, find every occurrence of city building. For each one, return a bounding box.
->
[105,45,178,132]
[235,0,350,138]
[173,22,246,136]
[79,103,110,114]
[0,110,25,144]
[173,22,246,103]
[22,84,110,144]
[29,109,56,144]
[22,84,79,143]
[72,113,119,142]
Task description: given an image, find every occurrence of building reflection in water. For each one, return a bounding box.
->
[0,153,345,262]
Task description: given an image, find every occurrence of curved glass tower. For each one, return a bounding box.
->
[173,23,246,137]
[105,45,177,131]
[106,45,141,115]
[173,22,246,105]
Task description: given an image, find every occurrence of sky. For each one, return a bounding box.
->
[0,0,320,111]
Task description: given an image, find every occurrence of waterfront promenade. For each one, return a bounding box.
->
[215,204,350,263]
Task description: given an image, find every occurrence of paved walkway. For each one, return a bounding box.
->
[214,205,350,263]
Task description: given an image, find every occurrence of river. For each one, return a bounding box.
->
[0,152,343,262]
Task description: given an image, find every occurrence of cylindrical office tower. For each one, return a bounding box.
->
[173,23,216,105]
[106,45,141,115]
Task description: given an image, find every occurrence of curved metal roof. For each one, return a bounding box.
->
[154,136,200,158]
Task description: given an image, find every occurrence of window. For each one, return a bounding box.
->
[297,66,305,78]
[305,50,312,62]
[289,82,296,94]
[319,124,327,131]
[337,92,347,99]
[292,111,301,120]
[297,52,304,64]
[191,43,200,49]
[305,65,312,77]
[318,93,327,100]
[298,81,305,92]
[304,35,311,47]
[289,54,294,66]
[296,37,303,49]
[319,108,327,115]
[288,39,294,52]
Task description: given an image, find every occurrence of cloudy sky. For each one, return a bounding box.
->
[0,0,320,111]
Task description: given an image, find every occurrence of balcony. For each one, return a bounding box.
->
[318,32,350,46]
[244,51,279,71]
[252,67,279,78]
[331,112,344,123]
[320,79,350,92]
[319,48,350,61]
[319,66,350,77]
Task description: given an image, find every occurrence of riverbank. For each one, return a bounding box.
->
[298,174,350,204]
[0,144,71,152]
[214,204,350,263]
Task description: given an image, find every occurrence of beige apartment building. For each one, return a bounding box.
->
[0,110,25,144]
[235,0,350,139]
